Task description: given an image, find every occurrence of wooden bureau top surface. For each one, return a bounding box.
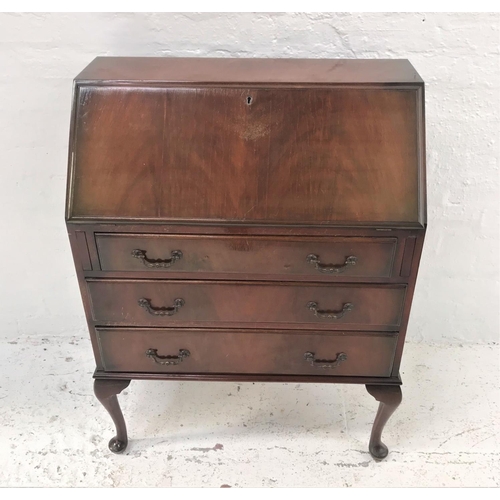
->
[75,57,423,85]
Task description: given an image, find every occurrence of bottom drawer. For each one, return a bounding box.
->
[96,329,397,377]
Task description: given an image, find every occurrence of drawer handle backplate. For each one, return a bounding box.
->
[132,249,183,268]
[146,348,190,365]
[307,301,353,319]
[304,351,347,369]
[306,254,357,274]
[138,297,185,316]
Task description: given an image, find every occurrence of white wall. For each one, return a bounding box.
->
[0,12,498,343]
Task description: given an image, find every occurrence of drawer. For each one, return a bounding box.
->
[96,328,398,377]
[87,280,406,331]
[70,86,420,224]
[96,234,397,278]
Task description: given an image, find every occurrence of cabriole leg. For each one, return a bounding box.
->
[365,384,402,460]
[94,379,131,453]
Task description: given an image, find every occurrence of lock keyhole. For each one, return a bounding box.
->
[246,96,253,105]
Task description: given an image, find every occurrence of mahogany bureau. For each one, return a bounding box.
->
[65,57,426,460]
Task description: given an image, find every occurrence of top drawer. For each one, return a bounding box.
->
[68,86,422,225]
[95,234,397,279]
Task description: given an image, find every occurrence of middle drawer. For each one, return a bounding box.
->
[87,280,406,331]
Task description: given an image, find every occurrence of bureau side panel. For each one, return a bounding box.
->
[66,227,104,370]
[391,229,426,376]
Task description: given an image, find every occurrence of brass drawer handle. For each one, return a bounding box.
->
[307,301,353,319]
[304,351,347,369]
[306,254,357,274]
[131,249,183,268]
[146,348,190,365]
[138,298,185,316]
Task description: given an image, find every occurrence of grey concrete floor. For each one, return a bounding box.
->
[0,337,498,487]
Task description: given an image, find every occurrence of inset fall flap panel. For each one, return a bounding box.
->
[69,86,420,224]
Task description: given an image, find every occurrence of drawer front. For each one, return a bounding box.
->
[97,328,397,377]
[71,86,419,224]
[96,234,397,278]
[87,280,406,330]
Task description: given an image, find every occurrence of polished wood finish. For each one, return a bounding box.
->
[93,370,402,386]
[366,384,403,460]
[75,231,92,271]
[400,236,417,277]
[87,279,406,330]
[97,328,397,377]
[66,57,426,458]
[75,57,423,84]
[93,379,131,453]
[70,86,420,224]
[96,234,398,278]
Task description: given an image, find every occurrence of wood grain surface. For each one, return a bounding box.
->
[96,233,397,278]
[70,86,419,224]
[97,328,398,377]
[86,279,406,330]
[75,57,423,84]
